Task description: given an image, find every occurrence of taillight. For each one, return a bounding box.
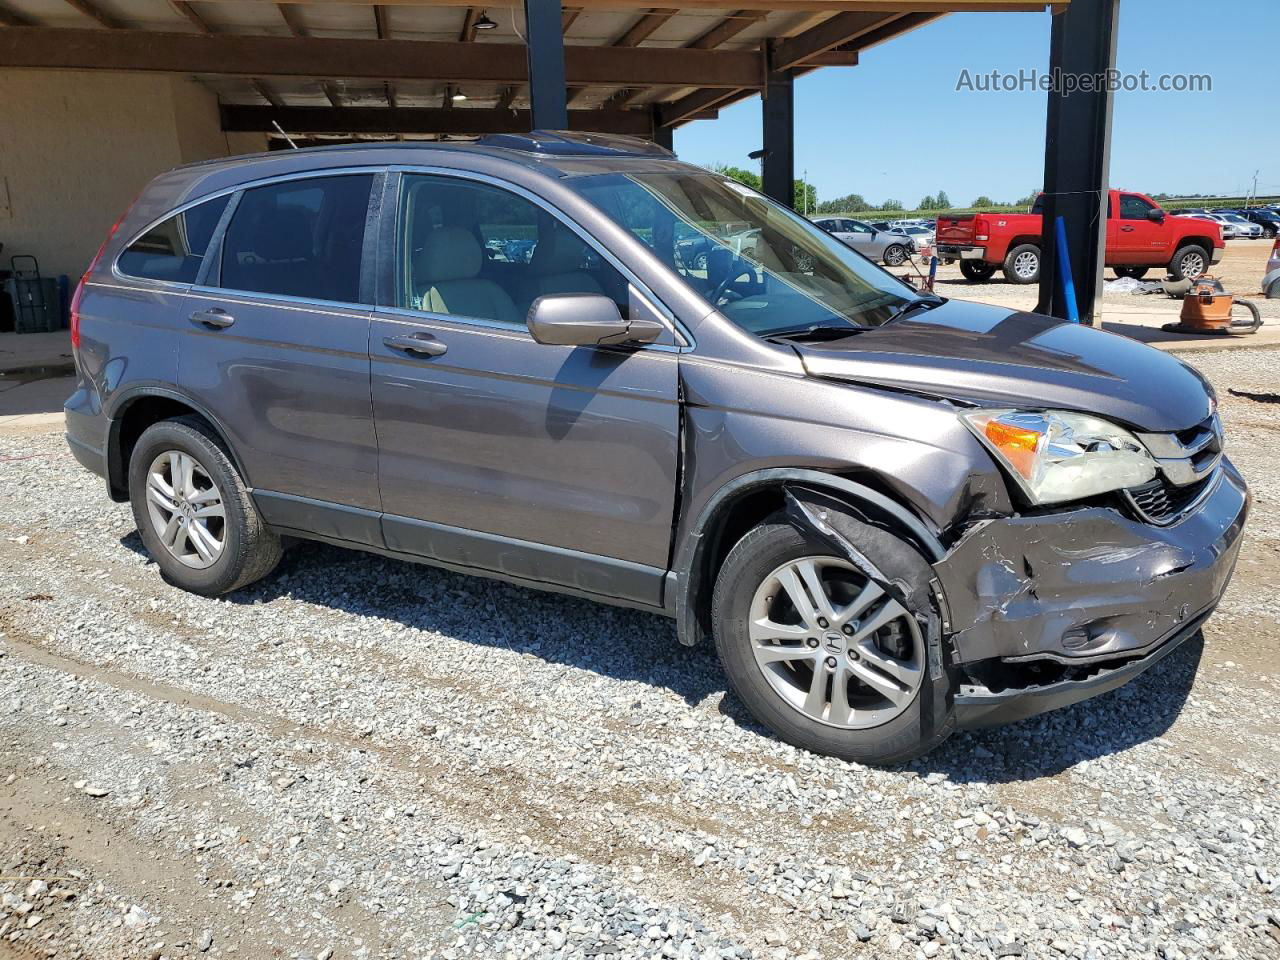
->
[974,215,989,242]
[71,204,132,349]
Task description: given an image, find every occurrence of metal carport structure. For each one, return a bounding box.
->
[0,0,1119,321]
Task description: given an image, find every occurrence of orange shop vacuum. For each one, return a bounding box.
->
[1162,275,1263,335]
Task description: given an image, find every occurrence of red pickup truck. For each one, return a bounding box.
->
[936,190,1224,284]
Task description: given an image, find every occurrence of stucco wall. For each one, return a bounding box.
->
[0,71,266,281]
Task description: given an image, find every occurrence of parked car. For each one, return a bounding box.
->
[65,133,1248,765]
[811,216,912,266]
[937,190,1225,283]
[1197,214,1242,240]
[1238,209,1280,238]
[1218,213,1264,239]
[894,225,935,251]
[1266,237,1280,298]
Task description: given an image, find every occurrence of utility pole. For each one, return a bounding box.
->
[802,169,809,215]
[1247,170,1259,209]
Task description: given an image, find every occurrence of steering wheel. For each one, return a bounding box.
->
[709,256,754,306]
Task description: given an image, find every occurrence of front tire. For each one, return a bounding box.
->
[1002,243,1041,284]
[883,244,908,267]
[711,517,954,765]
[129,416,282,596]
[1168,245,1209,281]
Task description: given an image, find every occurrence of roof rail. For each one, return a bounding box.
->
[476,130,674,158]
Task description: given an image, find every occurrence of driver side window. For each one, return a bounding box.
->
[1119,194,1156,220]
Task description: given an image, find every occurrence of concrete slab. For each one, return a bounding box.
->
[0,330,74,373]
[0,374,73,436]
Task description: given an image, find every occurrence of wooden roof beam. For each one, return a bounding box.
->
[614,8,677,48]
[771,11,901,71]
[689,10,766,50]
[63,0,124,30]
[221,104,655,137]
[0,28,765,87]
[0,4,35,27]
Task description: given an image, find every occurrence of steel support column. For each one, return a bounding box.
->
[524,0,568,130]
[761,46,794,208]
[1037,0,1118,325]
[651,109,674,151]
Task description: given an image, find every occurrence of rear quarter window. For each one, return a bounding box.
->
[116,195,229,284]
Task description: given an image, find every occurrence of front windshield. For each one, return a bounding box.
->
[567,170,921,336]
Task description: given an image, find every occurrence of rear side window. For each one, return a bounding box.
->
[219,174,374,303]
[117,195,229,283]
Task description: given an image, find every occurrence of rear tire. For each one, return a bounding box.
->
[711,516,955,765]
[1002,244,1040,284]
[128,416,282,597]
[1268,278,1280,300]
[1168,245,1209,281]
[1114,266,1149,280]
[959,261,998,282]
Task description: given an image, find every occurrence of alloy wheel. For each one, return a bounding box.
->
[748,556,925,729]
[1180,251,1206,278]
[1013,250,1039,279]
[145,450,226,569]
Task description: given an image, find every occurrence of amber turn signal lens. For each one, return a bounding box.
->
[984,419,1042,477]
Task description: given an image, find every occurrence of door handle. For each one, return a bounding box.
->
[1120,225,1135,232]
[190,308,235,329]
[383,333,448,358]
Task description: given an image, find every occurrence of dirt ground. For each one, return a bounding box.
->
[908,237,1279,322]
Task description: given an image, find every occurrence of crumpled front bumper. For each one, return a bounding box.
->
[932,457,1248,722]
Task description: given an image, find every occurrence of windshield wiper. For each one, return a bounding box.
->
[764,323,868,343]
[881,295,945,325]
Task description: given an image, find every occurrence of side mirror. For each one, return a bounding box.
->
[526,293,662,347]
[1147,209,1165,223]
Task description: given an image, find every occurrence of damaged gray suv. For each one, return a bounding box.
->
[65,132,1248,765]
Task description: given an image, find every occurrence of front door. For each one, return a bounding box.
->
[179,172,382,543]
[1113,193,1170,265]
[369,172,680,607]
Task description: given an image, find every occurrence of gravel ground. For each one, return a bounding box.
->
[0,349,1278,960]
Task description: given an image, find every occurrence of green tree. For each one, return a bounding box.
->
[918,194,937,211]
[935,190,951,210]
[816,193,868,214]
[794,179,817,214]
[972,195,994,208]
[880,198,905,212]
[1014,188,1042,208]
[711,163,761,191]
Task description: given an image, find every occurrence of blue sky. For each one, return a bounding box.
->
[673,0,1274,207]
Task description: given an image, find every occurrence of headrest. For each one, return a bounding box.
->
[530,226,590,276]
[416,226,483,283]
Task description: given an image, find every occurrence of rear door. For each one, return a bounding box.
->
[179,170,383,544]
[368,170,681,607]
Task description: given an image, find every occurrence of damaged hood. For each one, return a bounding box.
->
[794,300,1212,432]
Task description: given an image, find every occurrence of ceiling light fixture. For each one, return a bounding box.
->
[451,87,468,102]
[474,11,498,30]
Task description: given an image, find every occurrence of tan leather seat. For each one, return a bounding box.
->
[415,226,521,325]
[518,226,605,310]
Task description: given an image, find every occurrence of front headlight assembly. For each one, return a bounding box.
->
[962,409,1156,505]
